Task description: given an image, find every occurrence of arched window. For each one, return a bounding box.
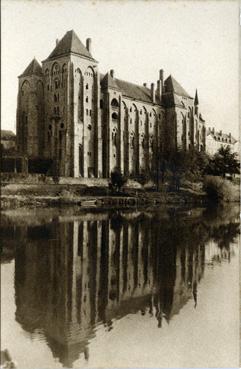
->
[111,98,119,108]
[52,63,60,76]
[112,112,118,120]
[54,79,60,89]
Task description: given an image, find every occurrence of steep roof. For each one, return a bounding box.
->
[101,73,120,90]
[47,30,95,61]
[19,58,43,78]
[194,89,199,105]
[164,75,191,98]
[100,73,161,104]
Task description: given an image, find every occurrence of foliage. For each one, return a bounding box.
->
[157,149,210,190]
[109,168,127,192]
[203,175,239,202]
[206,146,240,178]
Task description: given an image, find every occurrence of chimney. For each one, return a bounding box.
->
[143,83,147,88]
[219,130,222,135]
[86,38,92,53]
[159,69,164,86]
[157,80,162,98]
[229,132,232,138]
[151,83,155,103]
[110,69,114,78]
[56,39,59,46]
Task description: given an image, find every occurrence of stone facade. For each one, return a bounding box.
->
[16,30,206,178]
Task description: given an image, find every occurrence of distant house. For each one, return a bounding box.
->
[1,130,16,154]
[206,128,238,156]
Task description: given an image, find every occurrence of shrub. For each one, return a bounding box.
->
[109,168,127,192]
[203,175,239,202]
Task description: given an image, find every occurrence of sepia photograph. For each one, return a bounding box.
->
[1,0,240,368]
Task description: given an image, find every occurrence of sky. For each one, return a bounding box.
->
[2,0,239,137]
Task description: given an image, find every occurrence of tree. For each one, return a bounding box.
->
[109,168,127,192]
[206,146,240,178]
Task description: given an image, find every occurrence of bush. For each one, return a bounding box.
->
[203,175,239,202]
[109,168,127,192]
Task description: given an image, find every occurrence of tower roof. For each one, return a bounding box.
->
[100,72,120,90]
[46,30,95,61]
[194,89,199,105]
[164,75,191,98]
[19,58,43,78]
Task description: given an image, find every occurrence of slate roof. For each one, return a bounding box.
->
[46,30,95,61]
[164,75,191,98]
[100,73,162,104]
[19,58,43,78]
[1,130,16,140]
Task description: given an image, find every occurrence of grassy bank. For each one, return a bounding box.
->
[1,174,239,210]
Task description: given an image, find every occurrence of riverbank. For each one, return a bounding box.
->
[1,173,239,210]
[1,183,207,210]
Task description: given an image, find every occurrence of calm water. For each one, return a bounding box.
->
[1,205,240,368]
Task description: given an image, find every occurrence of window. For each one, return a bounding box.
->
[47,85,49,91]
[150,112,152,117]
[87,124,92,130]
[86,97,88,103]
[130,107,132,112]
[86,84,89,90]
[60,123,64,129]
[112,112,118,120]
[111,98,119,107]
[100,99,103,109]
[54,79,60,89]
[89,110,92,117]
[86,109,88,116]
[54,94,57,102]
[140,110,142,115]
[150,123,152,128]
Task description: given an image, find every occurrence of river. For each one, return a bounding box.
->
[1,205,239,368]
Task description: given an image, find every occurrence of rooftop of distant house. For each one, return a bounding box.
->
[207,128,237,144]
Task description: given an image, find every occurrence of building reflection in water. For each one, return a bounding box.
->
[1,206,238,368]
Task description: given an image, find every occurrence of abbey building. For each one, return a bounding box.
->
[16,30,206,178]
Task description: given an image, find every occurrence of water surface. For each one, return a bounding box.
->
[1,205,239,368]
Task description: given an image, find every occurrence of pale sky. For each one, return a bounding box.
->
[2,0,239,137]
